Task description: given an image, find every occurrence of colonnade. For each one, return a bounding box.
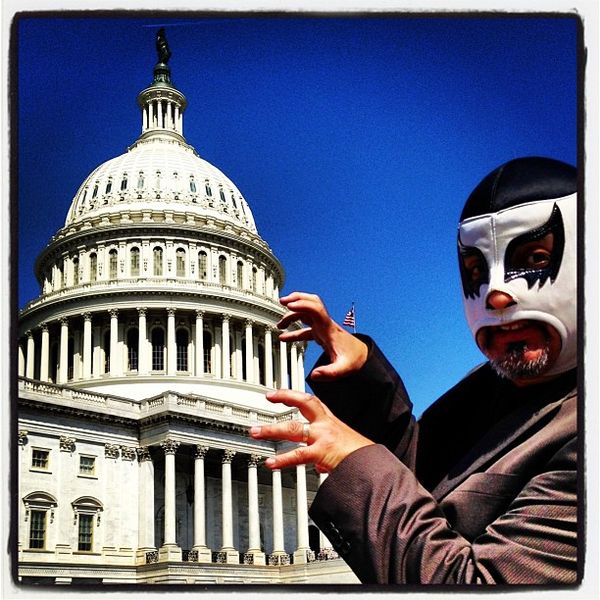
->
[146,441,330,565]
[18,308,305,390]
[142,97,183,134]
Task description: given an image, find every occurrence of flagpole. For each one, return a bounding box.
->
[352,301,356,334]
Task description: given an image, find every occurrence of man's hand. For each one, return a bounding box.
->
[249,389,374,473]
[277,292,368,381]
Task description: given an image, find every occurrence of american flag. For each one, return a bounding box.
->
[343,304,356,330]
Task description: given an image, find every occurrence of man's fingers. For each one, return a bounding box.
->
[264,446,313,470]
[280,291,322,307]
[279,328,314,343]
[249,419,308,443]
[265,389,325,422]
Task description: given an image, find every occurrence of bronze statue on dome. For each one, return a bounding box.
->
[156,28,171,64]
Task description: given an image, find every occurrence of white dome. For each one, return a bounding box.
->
[65,137,257,233]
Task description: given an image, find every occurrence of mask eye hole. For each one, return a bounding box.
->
[463,252,487,284]
[458,244,489,299]
[507,233,554,271]
[503,203,565,289]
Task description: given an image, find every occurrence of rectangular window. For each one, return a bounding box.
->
[29,510,46,549]
[79,455,96,476]
[78,514,94,552]
[31,449,49,470]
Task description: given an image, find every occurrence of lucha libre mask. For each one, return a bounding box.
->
[457,157,577,378]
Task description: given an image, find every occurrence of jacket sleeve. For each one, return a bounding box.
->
[308,438,578,584]
[307,335,417,466]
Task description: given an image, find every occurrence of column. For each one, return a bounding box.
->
[192,446,212,562]
[109,309,120,377]
[279,340,289,389]
[318,473,337,559]
[174,105,181,133]
[18,342,25,377]
[244,320,254,384]
[137,308,148,375]
[25,331,35,379]
[290,343,299,391]
[269,469,288,565]
[234,332,243,381]
[82,314,92,380]
[293,465,311,563]
[40,323,50,382]
[92,325,101,378]
[159,439,182,561]
[136,447,156,562]
[219,450,239,563]
[58,317,69,384]
[297,345,306,393]
[167,308,176,375]
[245,454,265,565]
[148,101,154,129]
[168,101,174,129]
[195,310,204,376]
[221,315,231,379]
[264,327,273,388]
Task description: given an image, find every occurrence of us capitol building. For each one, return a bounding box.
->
[16,30,358,585]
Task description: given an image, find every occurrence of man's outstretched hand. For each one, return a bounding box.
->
[277,292,368,381]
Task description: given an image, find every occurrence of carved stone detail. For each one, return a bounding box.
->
[222,449,236,464]
[59,436,76,452]
[136,446,152,462]
[120,446,137,461]
[194,445,209,460]
[18,430,28,446]
[247,454,262,468]
[105,444,120,459]
[161,439,180,455]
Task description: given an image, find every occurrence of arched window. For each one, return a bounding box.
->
[220,188,226,203]
[219,256,227,285]
[127,328,139,371]
[67,337,74,380]
[130,247,140,277]
[89,253,97,282]
[120,173,128,191]
[176,248,186,277]
[103,330,110,374]
[92,183,98,198]
[72,257,79,284]
[58,260,65,289]
[137,171,145,190]
[23,492,58,550]
[236,261,244,289]
[251,267,257,293]
[50,342,58,383]
[109,249,118,279]
[176,329,188,372]
[189,176,196,193]
[258,343,265,386]
[198,251,207,281]
[153,247,163,277]
[205,181,212,196]
[105,178,112,194]
[203,331,212,374]
[155,171,161,190]
[72,497,103,553]
[152,328,165,371]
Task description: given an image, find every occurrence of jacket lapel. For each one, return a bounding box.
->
[431,390,575,501]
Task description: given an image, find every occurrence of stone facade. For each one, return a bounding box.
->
[16,32,356,585]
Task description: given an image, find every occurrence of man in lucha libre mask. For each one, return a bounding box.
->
[250,156,579,585]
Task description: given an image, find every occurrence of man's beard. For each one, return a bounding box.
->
[490,341,551,380]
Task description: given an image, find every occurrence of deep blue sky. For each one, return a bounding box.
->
[16,14,578,416]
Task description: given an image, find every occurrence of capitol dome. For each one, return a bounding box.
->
[65,127,257,234]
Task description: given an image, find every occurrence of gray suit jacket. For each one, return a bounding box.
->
[308,336,579,585]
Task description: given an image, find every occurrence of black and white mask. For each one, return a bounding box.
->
[457,158,577,377]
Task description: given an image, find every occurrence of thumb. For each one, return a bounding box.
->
[310,362,349,382]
